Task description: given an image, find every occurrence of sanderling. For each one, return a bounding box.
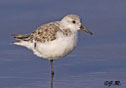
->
[12,14,93,76]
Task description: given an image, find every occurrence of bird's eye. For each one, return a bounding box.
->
[72,20,76,24]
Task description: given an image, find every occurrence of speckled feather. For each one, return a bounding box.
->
[32,22,71,42]
[13,22,72,43]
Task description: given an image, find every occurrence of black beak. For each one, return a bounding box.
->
[80,25,93,35]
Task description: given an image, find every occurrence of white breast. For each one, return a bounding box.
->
[33,32,78,59]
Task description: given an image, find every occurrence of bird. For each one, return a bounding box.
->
[12,14,93,76]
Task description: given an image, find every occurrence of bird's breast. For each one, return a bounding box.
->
[35,33,78,59]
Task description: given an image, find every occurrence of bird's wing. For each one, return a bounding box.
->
[12,22,61,43]
[32,23,61,43]
[12,22,72,43]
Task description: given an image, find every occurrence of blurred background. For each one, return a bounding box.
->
[0,0,126,88]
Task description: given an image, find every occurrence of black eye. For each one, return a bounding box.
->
[72,20,76,24]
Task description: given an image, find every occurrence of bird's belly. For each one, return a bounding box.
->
[35,36,77,59]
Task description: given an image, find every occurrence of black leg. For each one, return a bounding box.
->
[50,59,54,77]
[50,59,54,88]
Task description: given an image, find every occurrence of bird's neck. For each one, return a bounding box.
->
[60,22,78,33]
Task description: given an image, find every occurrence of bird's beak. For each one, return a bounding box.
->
[80,25,93,35]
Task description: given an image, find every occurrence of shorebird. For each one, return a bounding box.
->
[12,14,93,76]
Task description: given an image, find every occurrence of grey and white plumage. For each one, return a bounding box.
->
[12,14,93,75]
[12,14,93,59]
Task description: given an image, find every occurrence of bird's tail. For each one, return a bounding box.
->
[11,34,33,49]
[12,34,30,40]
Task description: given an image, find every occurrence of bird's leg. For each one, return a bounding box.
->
[50,59,54,77]
[50,59,54,88]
